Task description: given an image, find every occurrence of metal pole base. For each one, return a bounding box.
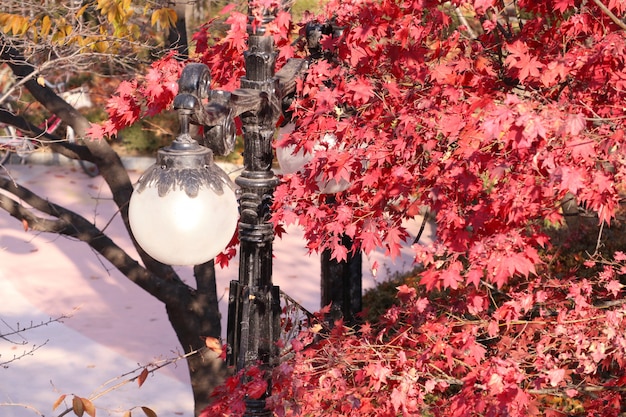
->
[243,398,272,417]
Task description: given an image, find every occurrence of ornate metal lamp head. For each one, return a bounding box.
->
[128,110,239,266]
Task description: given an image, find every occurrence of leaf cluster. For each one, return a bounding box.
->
[0,0,179,77]
[206,248,626,416]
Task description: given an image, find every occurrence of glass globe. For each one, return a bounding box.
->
[129,143,238,266]
[276,125,351,194]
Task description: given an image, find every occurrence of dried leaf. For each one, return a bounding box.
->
[72,396,84,417]
[137,368,149,388]
[81,397,96,417]
[205,337,223,355]
[122,412,131,417]
[22,218,28,231]
[310,323,323,334]
[141,406,157,417]
[52,394,66,410]
[37,76,46,86]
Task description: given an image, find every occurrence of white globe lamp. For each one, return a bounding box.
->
[128,135,238,266]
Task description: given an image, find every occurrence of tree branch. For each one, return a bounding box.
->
[2,39,188,284]
[0,108,93,161]
[0,177,190,306]
[591,0,626,31]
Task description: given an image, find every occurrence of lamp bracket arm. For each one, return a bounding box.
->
[275,58,307,98]
[229,88,266,117]
[230,88,282,128]
[275,58,308,119]
[191,101,231,127]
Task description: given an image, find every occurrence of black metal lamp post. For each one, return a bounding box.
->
[128,2,306,415]
[128,4,364,415]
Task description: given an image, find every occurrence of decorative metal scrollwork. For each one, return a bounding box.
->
[173,64,236,157]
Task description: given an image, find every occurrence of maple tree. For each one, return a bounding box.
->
[5,0,626,415]
[174,0,625,415]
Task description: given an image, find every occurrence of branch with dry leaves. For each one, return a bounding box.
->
[0,347,207,417]
[53,347,206,417]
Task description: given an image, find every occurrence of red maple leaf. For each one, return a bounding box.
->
[558,165,587,194]
[505,40,544,82]
[246,378,268,400]
[347,76,373,105]
[441,261,463,289]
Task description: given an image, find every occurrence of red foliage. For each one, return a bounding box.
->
[95,0,626,415]
[206,265,626,416]
[87,52,183,139]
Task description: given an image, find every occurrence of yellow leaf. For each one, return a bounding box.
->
[52,24,73,43]
[150,9,161,27]
[137,368,149,388]
[129,24,140,39]
[94,40,109,53]
[72,396,84,417]
[1,13,15,33]
[76,4,89,18]
[37,76,45,86]
[10,15,29,35]
[40,15,51,38]
[52,394,67,410]
[141,406,157,417]
[165,8,177,26]
[80,397,96,417]
[151,8,177,29]
[22,218,29,231]
[123,411,131,417]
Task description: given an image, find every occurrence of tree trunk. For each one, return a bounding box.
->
[166,0,190,59]
[166,261,227,415]
[321,235,363,325]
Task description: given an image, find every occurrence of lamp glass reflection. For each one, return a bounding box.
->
[276,124,350,194]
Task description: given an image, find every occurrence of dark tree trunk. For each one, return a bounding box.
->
[166,0,189,59]
[166,261,227,415]
[320,195,363,326]
[321,235,363,325]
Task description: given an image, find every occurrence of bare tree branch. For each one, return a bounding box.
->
[591,0,626,31]
[0,177,191,306]
[1,314,70,340]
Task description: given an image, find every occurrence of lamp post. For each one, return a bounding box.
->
[128,2,306,415]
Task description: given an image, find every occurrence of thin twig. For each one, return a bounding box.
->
[591,0,626,31]
[0,313,72,339]
[0,403,44,416]
[53,348,205,417]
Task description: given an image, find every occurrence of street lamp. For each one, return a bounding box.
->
[128,3,307,415]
